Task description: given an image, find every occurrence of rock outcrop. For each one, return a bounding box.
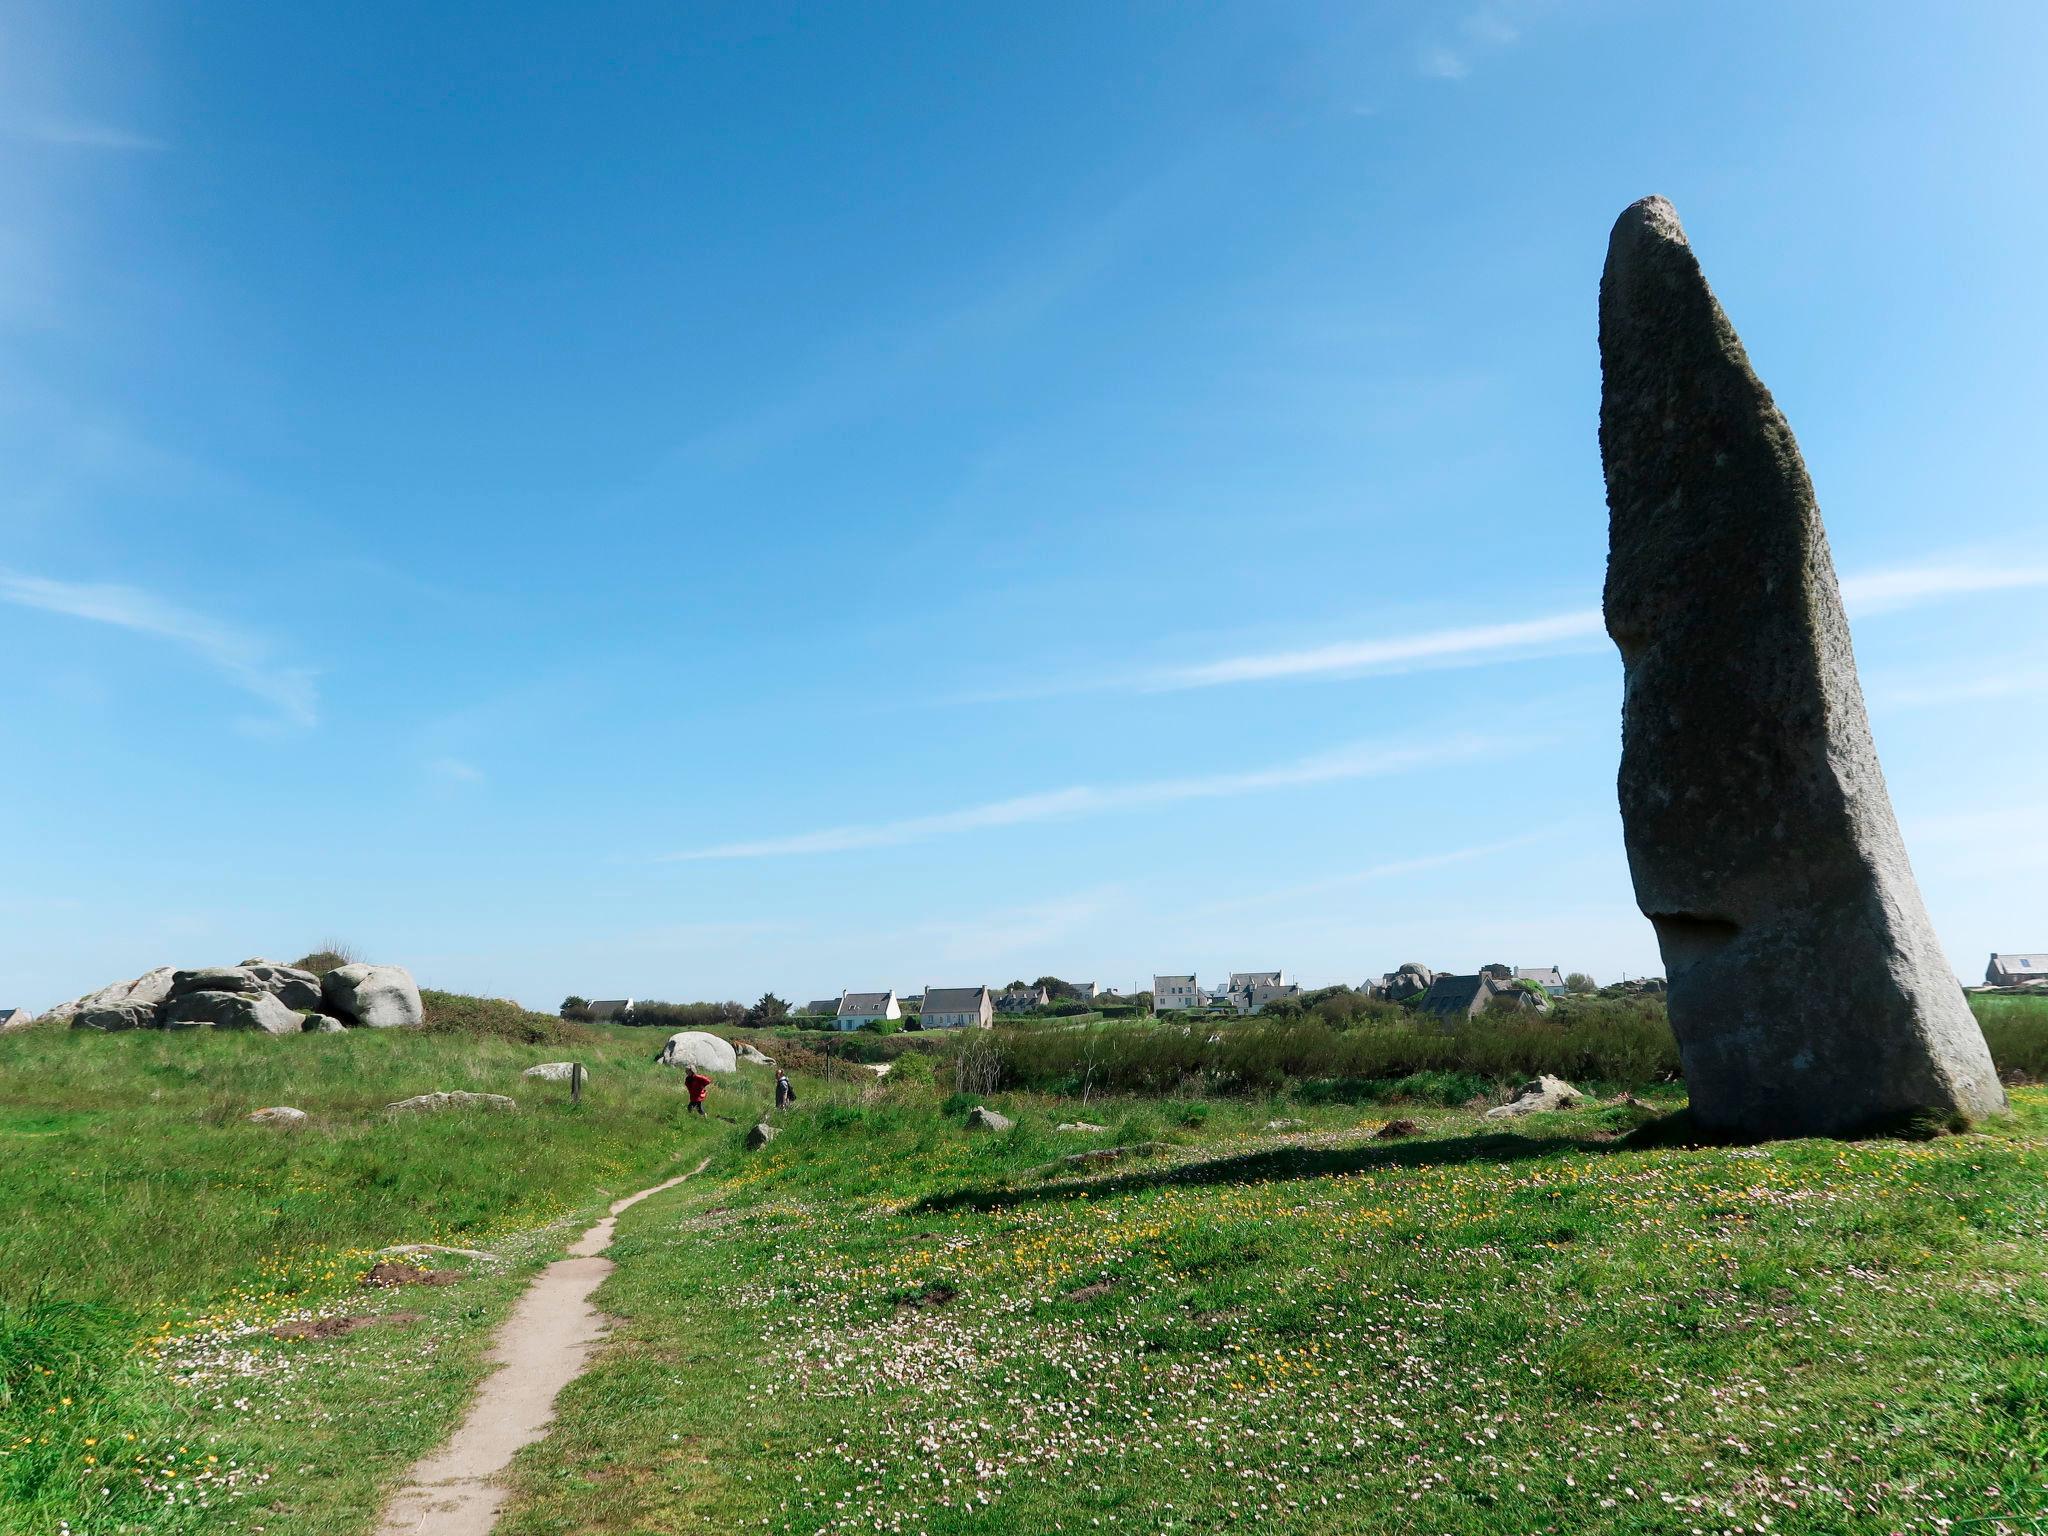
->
[322,964,424,1030]
[1598,195,2005,1138]
[522,1061,585,1082]
[72,998,162,1032]
[745,1121,778,1149]
[247,1106,308,1127]
[1484,1076,1582,1118]
[965,1106,1012,1132]
[387,1091,517,1114]
[656,1032,738,1074]
[41,966,177,1024]
[159,989,304,1035]
[734,1041,774,1066]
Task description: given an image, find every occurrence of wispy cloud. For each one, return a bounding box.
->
[1837,558,2048,615]
[0,569,317,728]
[1417,5,1524,81]
[663,732,1522,860]
[19,117,164,152]
[995,550,2048,704]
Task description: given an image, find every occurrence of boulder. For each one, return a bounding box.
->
[1055,1122,1107,1133]
[1265,1118,1305,1131]
[1484,1075,1582,1118]
[303,1014,349,1033]
[1598,196,2005,1138]
[964,1106,1012,1132]
[159,989,304,1035]
[522,1061,585,1082]
[170,966,267,999]
[247,1106,308,1127]
[72,998,162,1032]
[40,966,177,1024]
[745,1121,778,1149]
[322,964,424,1030]
[386,1091,517,1114]
[243,964,324,1010]
[656,1031,738,1073]
[734,1041,774,1066]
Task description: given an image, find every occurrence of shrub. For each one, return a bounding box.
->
[627,1000,745,1031]
[420,990,595,1045]
[862,1018,899,1035]
[292,940,357,973]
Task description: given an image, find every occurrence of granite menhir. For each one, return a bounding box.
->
[1598,196,2003,1139]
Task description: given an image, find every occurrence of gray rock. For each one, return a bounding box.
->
[40,966,177,1024]
[386,1091,517,1114]
[965,1106,1011,1132]
[1484,1075,1582,1118]
[72,998,162,1031]
[1055,1122,1108,1133]
[377,1242,499,1261]
[522,1061,585,1082]
[247,1106,308,1127]
[1598,196,2005,1138]
[244,965,323,1010]
[160,989,304,1035]
[1264,1118,1306,1131]
[170,966,267,999]
[303,1014,349,1033]
[734,1041,774,1066]
[322,964,424,1030]
[745,1121,778,1149]
[655,1031,738,1073]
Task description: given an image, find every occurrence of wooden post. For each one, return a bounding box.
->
[571,1062,585,1105]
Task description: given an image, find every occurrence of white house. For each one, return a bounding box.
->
[1068,981,1100,1001]
[1223,970,1300,1014]
[1153,974,1200,1011]
[835,990,901,1030]
[1514,966,1569,998]
[1987,953,2048,988]
[920,985,993,1030]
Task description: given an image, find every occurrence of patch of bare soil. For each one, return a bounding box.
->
[895,1281,958,1310]
[1375,1118,1422,1139]
[362,1261,461,1288]
[273,1310,423,1341]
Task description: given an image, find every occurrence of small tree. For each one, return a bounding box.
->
[1565,972,1597,994]
[560,995,592,1021]
[745,992,789,1027]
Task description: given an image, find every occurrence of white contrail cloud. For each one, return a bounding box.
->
[1111,551,2048,698]
[663,732,1523,860]
[0,569,317,727]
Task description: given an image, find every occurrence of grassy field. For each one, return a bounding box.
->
[0,1007,754,1535]
[500,1073,2048,1536]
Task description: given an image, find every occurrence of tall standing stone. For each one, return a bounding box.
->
[1598,196,2003,1139]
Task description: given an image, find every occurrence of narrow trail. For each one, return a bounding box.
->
[375,1156,712,1536]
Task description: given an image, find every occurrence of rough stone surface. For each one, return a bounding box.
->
[387,1091,517,1114]
[1484,1075,1583,1118]
[964,1106,1012,1132]
[522,1061,585,1082]
[304,1014,350,1033]
[745,1121,779,1149]
[244,964,324,1010]
[1055,1122,1108,1133]
[170,966,267,999]
[1598,195,2005,1139]
[655,1031,738,1074]
[73,998,162,1032]
[159,989,304,1035]
[247,1106,308,1127]
[323,964,424,1030]
[734,1041,774,1066]
[40,966,176,1023]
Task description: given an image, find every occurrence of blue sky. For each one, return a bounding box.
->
[5,1,2045,1012]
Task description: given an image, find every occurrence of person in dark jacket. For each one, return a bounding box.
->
[684,1068,711,1115]
[775,1071,796,1109]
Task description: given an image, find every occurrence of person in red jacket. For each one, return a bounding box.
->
[684,1068,711,1116]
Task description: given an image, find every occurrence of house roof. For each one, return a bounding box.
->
[587,999,632,1017]
[924,986,989,1012]
[1418,975,1488,1015]
[1229,971,1283,989]
[838,991,894,1014]
[1154,974,1195,986]
[1515,967,1566,987]
[1991,954,2048,972]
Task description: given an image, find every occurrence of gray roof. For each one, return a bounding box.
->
[586,999,632,1018]
[838,991,894,1014]
[923,986,988,1012]
[1418,975,1488,1015]
[1514,967,1566,987]
[1229,971,1283,989]
[1991,954,2048,971]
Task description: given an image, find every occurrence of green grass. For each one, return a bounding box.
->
[0,1014,758,1535]
[501,1077,2048,1535]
